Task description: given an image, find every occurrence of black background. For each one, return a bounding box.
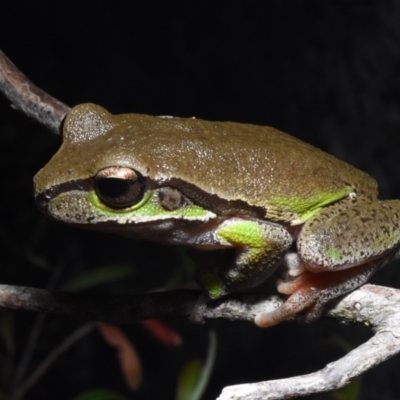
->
[1,1,400,399]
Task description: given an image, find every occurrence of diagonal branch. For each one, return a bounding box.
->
[0,49,70,135]
[219,285,400,399]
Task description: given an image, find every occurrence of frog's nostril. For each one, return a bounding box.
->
[43,187,57,200]
[35,192,51,214]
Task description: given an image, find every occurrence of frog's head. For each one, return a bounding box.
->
[34,103,214,229]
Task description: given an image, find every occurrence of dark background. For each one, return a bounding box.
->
[1,1,400,399]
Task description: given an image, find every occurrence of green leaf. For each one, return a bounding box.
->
[0,311,14,350]
[176,331,217,400]
[71,389,129,400]
[61,265,135,292]
[326,334,354,353]
[326,335,360,399]
[25,250,52,270]
[177,246,196,273]
[165,247,196,289]
[177,359,202,400]
[330,377,361,400]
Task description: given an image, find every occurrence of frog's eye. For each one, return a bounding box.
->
[94,166,144,208]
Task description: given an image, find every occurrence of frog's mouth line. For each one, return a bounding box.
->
[35,175,269,223]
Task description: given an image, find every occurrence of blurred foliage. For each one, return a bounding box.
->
[328,335,361,400]
[330,380,361,400]
[177,332,217,400]
[72,389,129,400]
[61,265,136,292]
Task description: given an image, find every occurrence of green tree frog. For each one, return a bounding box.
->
[34,103,400,327]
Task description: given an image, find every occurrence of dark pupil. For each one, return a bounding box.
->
[94,167,144,209]
[97,178,130,199]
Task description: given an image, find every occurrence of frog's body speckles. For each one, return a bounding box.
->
[298,200,400,271]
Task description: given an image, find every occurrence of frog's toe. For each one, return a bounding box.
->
[255,270,321,327]
[297,301,326,324]
[276,271,312,294]
[254,288,317,328]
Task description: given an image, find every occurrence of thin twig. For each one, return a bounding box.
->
[0,49,70,135]
[13,323,94,400]
[11,261,66,394]
[11,313,47,396]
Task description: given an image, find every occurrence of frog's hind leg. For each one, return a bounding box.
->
[256,199,400,328]
[299,199,400,273]
[256,258,385,327]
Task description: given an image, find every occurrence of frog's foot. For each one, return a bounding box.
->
[190,267,230,324]
[255,261,381,328]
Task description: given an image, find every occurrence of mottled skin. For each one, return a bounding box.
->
[34,104,400,327]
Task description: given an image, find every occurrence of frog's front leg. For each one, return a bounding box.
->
[195,217,293,299]
[255,199,400,328]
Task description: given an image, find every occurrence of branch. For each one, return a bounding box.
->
[1,48,398,398]
[0,49,70,135]
[0,284,280,323]
[1,284,400,399]
[219,285,400,400]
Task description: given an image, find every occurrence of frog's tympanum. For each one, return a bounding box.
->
[34,103,400,327]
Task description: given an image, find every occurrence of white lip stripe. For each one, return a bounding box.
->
[50,202,217,225]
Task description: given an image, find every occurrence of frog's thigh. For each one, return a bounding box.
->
[211,218,292,294]
[298,200,400,271]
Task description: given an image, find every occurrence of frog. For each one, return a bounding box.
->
[33,103,400,327]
